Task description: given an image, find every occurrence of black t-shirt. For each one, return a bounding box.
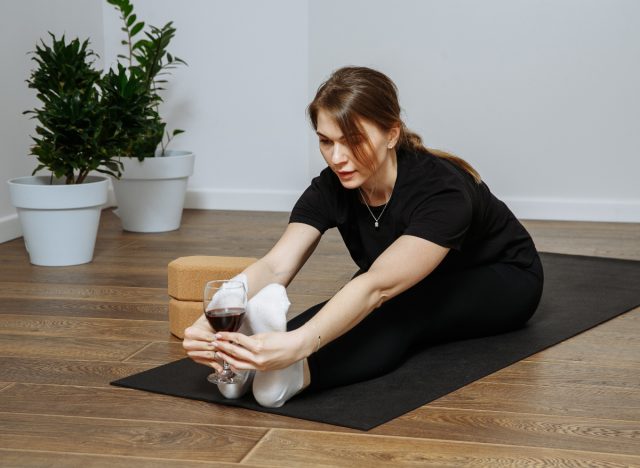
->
[289,148,538,275]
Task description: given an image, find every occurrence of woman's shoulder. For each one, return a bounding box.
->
[398,147,467,191]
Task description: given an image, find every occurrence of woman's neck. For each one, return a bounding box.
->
[360,150,397,206]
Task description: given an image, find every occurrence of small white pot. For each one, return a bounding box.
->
[111,150,195,232]
[7,175,109,266]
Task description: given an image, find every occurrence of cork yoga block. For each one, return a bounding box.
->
[169,298,203,339]
[167,255,257,301]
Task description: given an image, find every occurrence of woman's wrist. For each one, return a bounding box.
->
[290,326,321,359]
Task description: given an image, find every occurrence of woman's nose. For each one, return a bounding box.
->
[331,143,348,165]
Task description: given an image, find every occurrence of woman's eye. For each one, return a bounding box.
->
[319,139,331,146]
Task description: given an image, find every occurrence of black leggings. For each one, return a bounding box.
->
[288,255,544,393]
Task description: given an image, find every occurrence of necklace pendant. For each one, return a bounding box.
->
[374,221,379,229]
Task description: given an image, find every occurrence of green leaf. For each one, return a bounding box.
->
[126,14,136,27]
[130,21,145,37]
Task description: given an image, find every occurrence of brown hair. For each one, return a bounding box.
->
[307,66,481,184]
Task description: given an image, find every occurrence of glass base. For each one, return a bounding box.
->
[207,369,242,384]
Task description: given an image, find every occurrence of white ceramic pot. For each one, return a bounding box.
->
[111,150,195,232]
[7,175,109,266]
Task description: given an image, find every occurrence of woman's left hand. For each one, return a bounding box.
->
[211,330,308,372]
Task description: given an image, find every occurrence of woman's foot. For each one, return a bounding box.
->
[247,284,306,408]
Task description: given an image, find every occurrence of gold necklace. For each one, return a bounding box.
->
[359,188,391,230]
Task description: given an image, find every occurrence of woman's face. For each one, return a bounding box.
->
[316,109,394,190]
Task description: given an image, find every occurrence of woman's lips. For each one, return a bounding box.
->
[337,170,356,180]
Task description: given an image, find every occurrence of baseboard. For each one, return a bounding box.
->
[504,196,640,223]
[184,189,639,222]
[0,213,23,243]
[184,187,302,212]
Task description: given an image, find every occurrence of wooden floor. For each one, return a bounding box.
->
[0,209,638,467]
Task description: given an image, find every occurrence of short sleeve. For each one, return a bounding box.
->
[289,170,337,234]
[403,187,472,250]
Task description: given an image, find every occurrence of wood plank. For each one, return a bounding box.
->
[0,238,139,259]
[286,280,342,297]
[0,383,357,433]
[125,342,186,364]
[109,239,274,260]
[0,282,167,304]
[0,413,266,463]
[287,293,329,318]
[0,335,149,362]
[0,357,154,387]
[430,381,640,422]
[0,297,169,321]
[244,429,640,467]
[0,315,173,342]
[528,326,640,369]
[0,382,14,392]
[372,406,640,456]
[0,449,267,468]
[481,359,640,390]
[0,263,167,288]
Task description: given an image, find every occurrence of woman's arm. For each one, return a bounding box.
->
[242,222,321,297]
[292,234,450,356]
[214,235,449,370]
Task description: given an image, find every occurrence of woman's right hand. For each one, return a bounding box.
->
[182,315,224,372]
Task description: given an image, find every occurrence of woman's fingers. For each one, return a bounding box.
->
[184,325,216,342]
[188,350,224,373]
[192,358,223,373]
[214,349,256,371]
[212,340,259,366]
[183,338,216,352]
[215,332,260,353]
[187,349,222,363]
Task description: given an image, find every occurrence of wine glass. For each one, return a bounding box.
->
[203,280,247,384]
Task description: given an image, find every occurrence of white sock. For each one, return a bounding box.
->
[249,284,305,408]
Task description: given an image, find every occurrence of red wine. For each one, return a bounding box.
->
[205,307,245,332]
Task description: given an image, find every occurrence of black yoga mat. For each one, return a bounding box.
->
[112,253,640,430]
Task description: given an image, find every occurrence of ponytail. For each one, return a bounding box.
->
[400,126,482,184]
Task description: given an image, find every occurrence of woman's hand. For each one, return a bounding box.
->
[182,315,225,373]
[211,330,309,372]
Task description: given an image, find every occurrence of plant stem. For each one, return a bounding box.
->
[127,26,133,67]
[77,170,88,184]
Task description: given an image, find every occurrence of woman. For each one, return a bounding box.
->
[183,66,544,408]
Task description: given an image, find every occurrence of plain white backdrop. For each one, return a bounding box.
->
[1,0,639,243]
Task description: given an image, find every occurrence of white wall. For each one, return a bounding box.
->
[102,0,310,212]
[0,0,104,242]
[308,0,640,222]
[1,0,638,243]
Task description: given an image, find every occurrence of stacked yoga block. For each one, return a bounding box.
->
[167,256,257,338]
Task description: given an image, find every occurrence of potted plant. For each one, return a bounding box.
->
[7,34,123,266]
[106,0,194,233]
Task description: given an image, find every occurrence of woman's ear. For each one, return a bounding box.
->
[387,125,401,149]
